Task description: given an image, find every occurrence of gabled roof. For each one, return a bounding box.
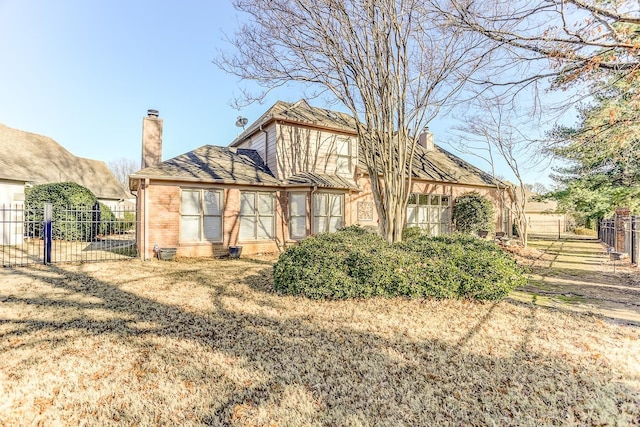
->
[235,99,501,188]
[0,122,129,200]
[230,99,357,146]
[130,145,280,186]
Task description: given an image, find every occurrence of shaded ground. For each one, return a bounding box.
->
[1,255,639,425]
[510,236,640,326]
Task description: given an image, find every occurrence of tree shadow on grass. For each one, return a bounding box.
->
[1,262,639,425]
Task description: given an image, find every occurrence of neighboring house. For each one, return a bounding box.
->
[130,101,511,259]
[0,122,130,210]
[523,189,566,234]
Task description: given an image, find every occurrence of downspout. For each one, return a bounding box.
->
[310,185,318,234]
[144,178,150,260]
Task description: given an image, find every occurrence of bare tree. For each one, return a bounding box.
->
[108,157,138,190]
[449,97,546,247]
[217,0,493,243]
[440,0,640,90]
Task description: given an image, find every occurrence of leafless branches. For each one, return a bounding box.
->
[218,0,493,242]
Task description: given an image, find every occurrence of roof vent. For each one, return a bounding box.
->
[147,109,159,118]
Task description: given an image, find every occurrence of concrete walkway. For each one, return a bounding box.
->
[510,236,640,326]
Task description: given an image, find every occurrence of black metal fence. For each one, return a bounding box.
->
[599,215,639,266]
[1,203,137,267]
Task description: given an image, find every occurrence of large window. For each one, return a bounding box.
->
[240,191,275,240]
[406,194,450,236]
[289,193,307,240]
[335,138,352,174]
[180,189,223,242]
[313,193,344,233]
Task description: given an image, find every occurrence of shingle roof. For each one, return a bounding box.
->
[233,99,503,188]
[0,122,129,200]
[231,99,357,146]
[131,145,280,186]
[285,172,359,190]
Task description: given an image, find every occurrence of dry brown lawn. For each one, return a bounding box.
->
[1,254,639,426]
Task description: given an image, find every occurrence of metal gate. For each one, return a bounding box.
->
[1,203,137,267]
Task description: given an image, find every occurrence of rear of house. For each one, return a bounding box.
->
[130,101,511,259]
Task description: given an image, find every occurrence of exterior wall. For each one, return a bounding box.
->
[0,180,26,245]
[347,176,510,233]
[235,123,278,178]
[0,180,25,206]
[136,180,286,259]
[275,123,358,180]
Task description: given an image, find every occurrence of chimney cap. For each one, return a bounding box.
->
[147,109,159,117]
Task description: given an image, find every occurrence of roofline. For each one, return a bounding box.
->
[230,105,358,147]
[129,174,361,191]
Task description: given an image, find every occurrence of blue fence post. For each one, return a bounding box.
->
[44,203,52,264]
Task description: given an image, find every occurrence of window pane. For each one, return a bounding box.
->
[314,216,327,234]
[441,207,451,223]
[336,138,350,155]
[181,190,200,215]
[180,216,200,241]
[429,195,440,205]
[328,194,342,216]
[429,207,439,222]
[240,217,256,240]
[407,206,417,224]
[290,216,306,239]
[418,194,429,205]
[203,216,221,241]
[257,216,274,239]
[240,192,255,215]
[258,193,273,215]
[328,216,342,232]
[418,206,428,224]
[290,194,306,216]
[407,194,417,205]
[314,194,326,216]
[203,191,221,215]
[441,196,450,205]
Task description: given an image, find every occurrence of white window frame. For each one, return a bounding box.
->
[313,192,344,233]
[335,137,352,174]
[406,194,451,236]
[180,189,223,242]
[239,191,275,241]
[289,192,308,240]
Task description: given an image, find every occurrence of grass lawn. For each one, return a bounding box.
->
[1,256,639,425]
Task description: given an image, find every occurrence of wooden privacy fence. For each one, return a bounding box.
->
[1,202,137,267]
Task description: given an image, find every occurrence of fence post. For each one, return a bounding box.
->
[44,203,52,264]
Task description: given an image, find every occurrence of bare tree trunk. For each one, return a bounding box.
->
[218,0,493,243]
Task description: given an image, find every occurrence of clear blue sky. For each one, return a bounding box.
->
[0,0,555,186]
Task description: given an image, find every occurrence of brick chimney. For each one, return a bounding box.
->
[418,127,435,151]
[141,109,163,168]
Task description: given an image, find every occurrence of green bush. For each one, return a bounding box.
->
[452,192,495,234]
[273,227,527,301]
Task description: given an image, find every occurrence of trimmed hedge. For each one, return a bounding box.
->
[273,226,526,301]
[25,182,117,241]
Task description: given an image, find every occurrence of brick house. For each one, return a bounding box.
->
[130,101,510,260]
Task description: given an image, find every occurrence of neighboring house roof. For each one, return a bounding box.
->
[0,122,129,200]
[130,145,281,186]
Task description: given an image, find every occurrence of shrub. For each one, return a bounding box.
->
[273,228,527,301]
[452,192,494,234]
[402,226,423,241]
